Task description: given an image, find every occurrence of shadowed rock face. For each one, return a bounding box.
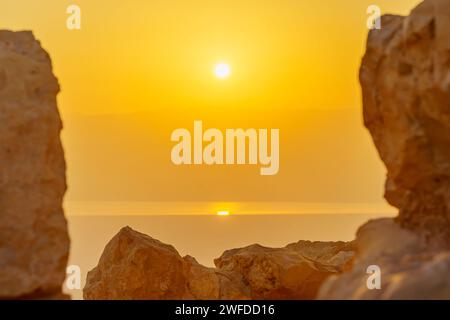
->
[0,30,69,298]
[360,0,450,242]
[83,227,354,300]
[319,0,450,300]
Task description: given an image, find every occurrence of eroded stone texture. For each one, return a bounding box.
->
[319,0,450,300]
[360,0,450,242]
[214,241,355,299]
[84,227,189,299]
[318,219,450,299]
[84,227,354,300]
[83,227,251,300]
[184,255,250,300]
[0,30,69,298]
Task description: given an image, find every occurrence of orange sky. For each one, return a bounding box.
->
[0,0,422,207]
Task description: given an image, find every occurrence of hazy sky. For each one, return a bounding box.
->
[0,0,421,205]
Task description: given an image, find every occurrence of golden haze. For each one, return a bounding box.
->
[0,0,421,207]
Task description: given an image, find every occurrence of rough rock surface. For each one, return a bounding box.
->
[215,241,355,299]
[84,227,354,300]
[360,0,450,242]
[83,227,250,300]
[318,219,450,299]
[0,30,69,298]
[319,0,450,299]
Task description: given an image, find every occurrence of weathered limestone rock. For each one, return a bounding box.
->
[0,30,70,298]
[215,241,354,299]
[83,227,250,300]
[84,227,188,300]
[84,227,353,300]
[318,219,450,299]
[319,0,450,299]
[184,255,250,300]
[360,0,450,242]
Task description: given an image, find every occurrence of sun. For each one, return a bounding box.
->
[217,211,230,216]
[214,62,231,79]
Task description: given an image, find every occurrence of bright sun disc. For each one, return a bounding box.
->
[214,63,230,79]
[217,211,230,216]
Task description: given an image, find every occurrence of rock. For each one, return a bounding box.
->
[184,255,250,300]
[319,0,450,299]
[83,227,188,300]
[318,219,450,299]
[0,30,69,298]
[360,0,450,243]
[83,227,251,300]
[84,227,353,300]
[215,241,355,299]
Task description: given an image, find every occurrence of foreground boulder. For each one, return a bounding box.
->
[0,31,69,298]
[319,0,450,299]
[84,227,354,300]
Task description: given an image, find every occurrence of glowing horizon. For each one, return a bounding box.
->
[64,201,397,216]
